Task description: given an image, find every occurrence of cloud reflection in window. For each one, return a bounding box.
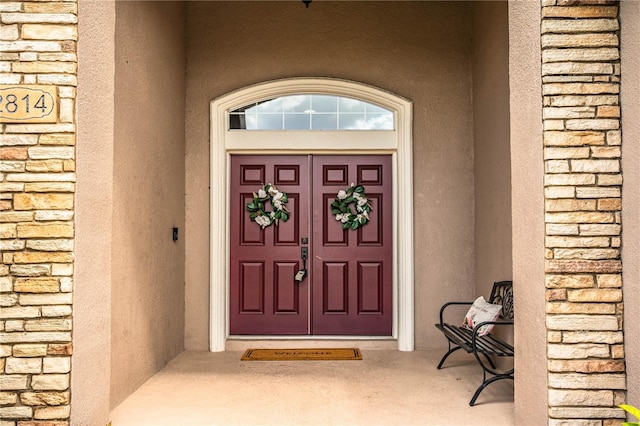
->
[229,95,394,131]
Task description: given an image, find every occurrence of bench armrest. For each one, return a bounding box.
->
[471,319,514,347]
[439,301,473,326]
[470,320,515,376]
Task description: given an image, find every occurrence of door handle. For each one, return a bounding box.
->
[296,246,308,282]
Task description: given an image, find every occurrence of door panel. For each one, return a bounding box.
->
[239,262,264,313]
[229,154,392,336]
[274,261,300,313]
[229,155,309,334]
[311,155,393,335]
[322,262,349,313]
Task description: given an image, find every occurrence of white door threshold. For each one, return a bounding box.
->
[225,337,398,351]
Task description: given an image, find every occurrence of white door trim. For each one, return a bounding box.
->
[209,78,414,351]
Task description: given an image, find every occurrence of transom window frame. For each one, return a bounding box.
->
[209,78,414,352]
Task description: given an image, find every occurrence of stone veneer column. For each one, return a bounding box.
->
[0,0,76,424]
[541,0,627,424]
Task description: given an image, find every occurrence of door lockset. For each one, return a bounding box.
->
[295,246,309,283]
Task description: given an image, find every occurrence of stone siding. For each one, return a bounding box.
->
[542,0,627,424]
[0,0,76,424]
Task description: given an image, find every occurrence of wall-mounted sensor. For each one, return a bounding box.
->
[173,227,179,241]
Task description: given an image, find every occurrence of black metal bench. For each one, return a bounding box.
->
[435,280,514,406]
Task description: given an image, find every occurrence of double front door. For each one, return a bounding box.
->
[229,155,392,335]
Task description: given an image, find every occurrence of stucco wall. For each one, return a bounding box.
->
[621,0,640,408]
[184,1,476,350]
[110,1,186,408]
[73,1,115,423]
[509,1,547,424]
[472,2,512,299]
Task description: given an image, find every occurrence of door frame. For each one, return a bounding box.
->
[210,78,414,351]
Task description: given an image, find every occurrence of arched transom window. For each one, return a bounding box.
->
[229,94,394,131]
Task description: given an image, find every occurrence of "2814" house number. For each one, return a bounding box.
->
[0,85,58,123]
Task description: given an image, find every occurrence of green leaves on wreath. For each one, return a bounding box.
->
[245,183,289,229]
[273,210,288,221]
[332,184,372,231]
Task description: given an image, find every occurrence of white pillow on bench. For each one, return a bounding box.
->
[462,296,503,336]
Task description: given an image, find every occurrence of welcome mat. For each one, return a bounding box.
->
[241,348,362,361]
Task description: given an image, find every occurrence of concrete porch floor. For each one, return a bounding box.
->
[109,349,514,425]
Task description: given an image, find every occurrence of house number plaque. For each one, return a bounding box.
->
[0,85,58,123]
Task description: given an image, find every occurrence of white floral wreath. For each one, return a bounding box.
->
[246,183,289,229]
[331,183,372,230]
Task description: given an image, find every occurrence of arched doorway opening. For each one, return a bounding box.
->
[209,78,414,351]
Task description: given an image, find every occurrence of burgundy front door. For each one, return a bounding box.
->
[229,155,392,335]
